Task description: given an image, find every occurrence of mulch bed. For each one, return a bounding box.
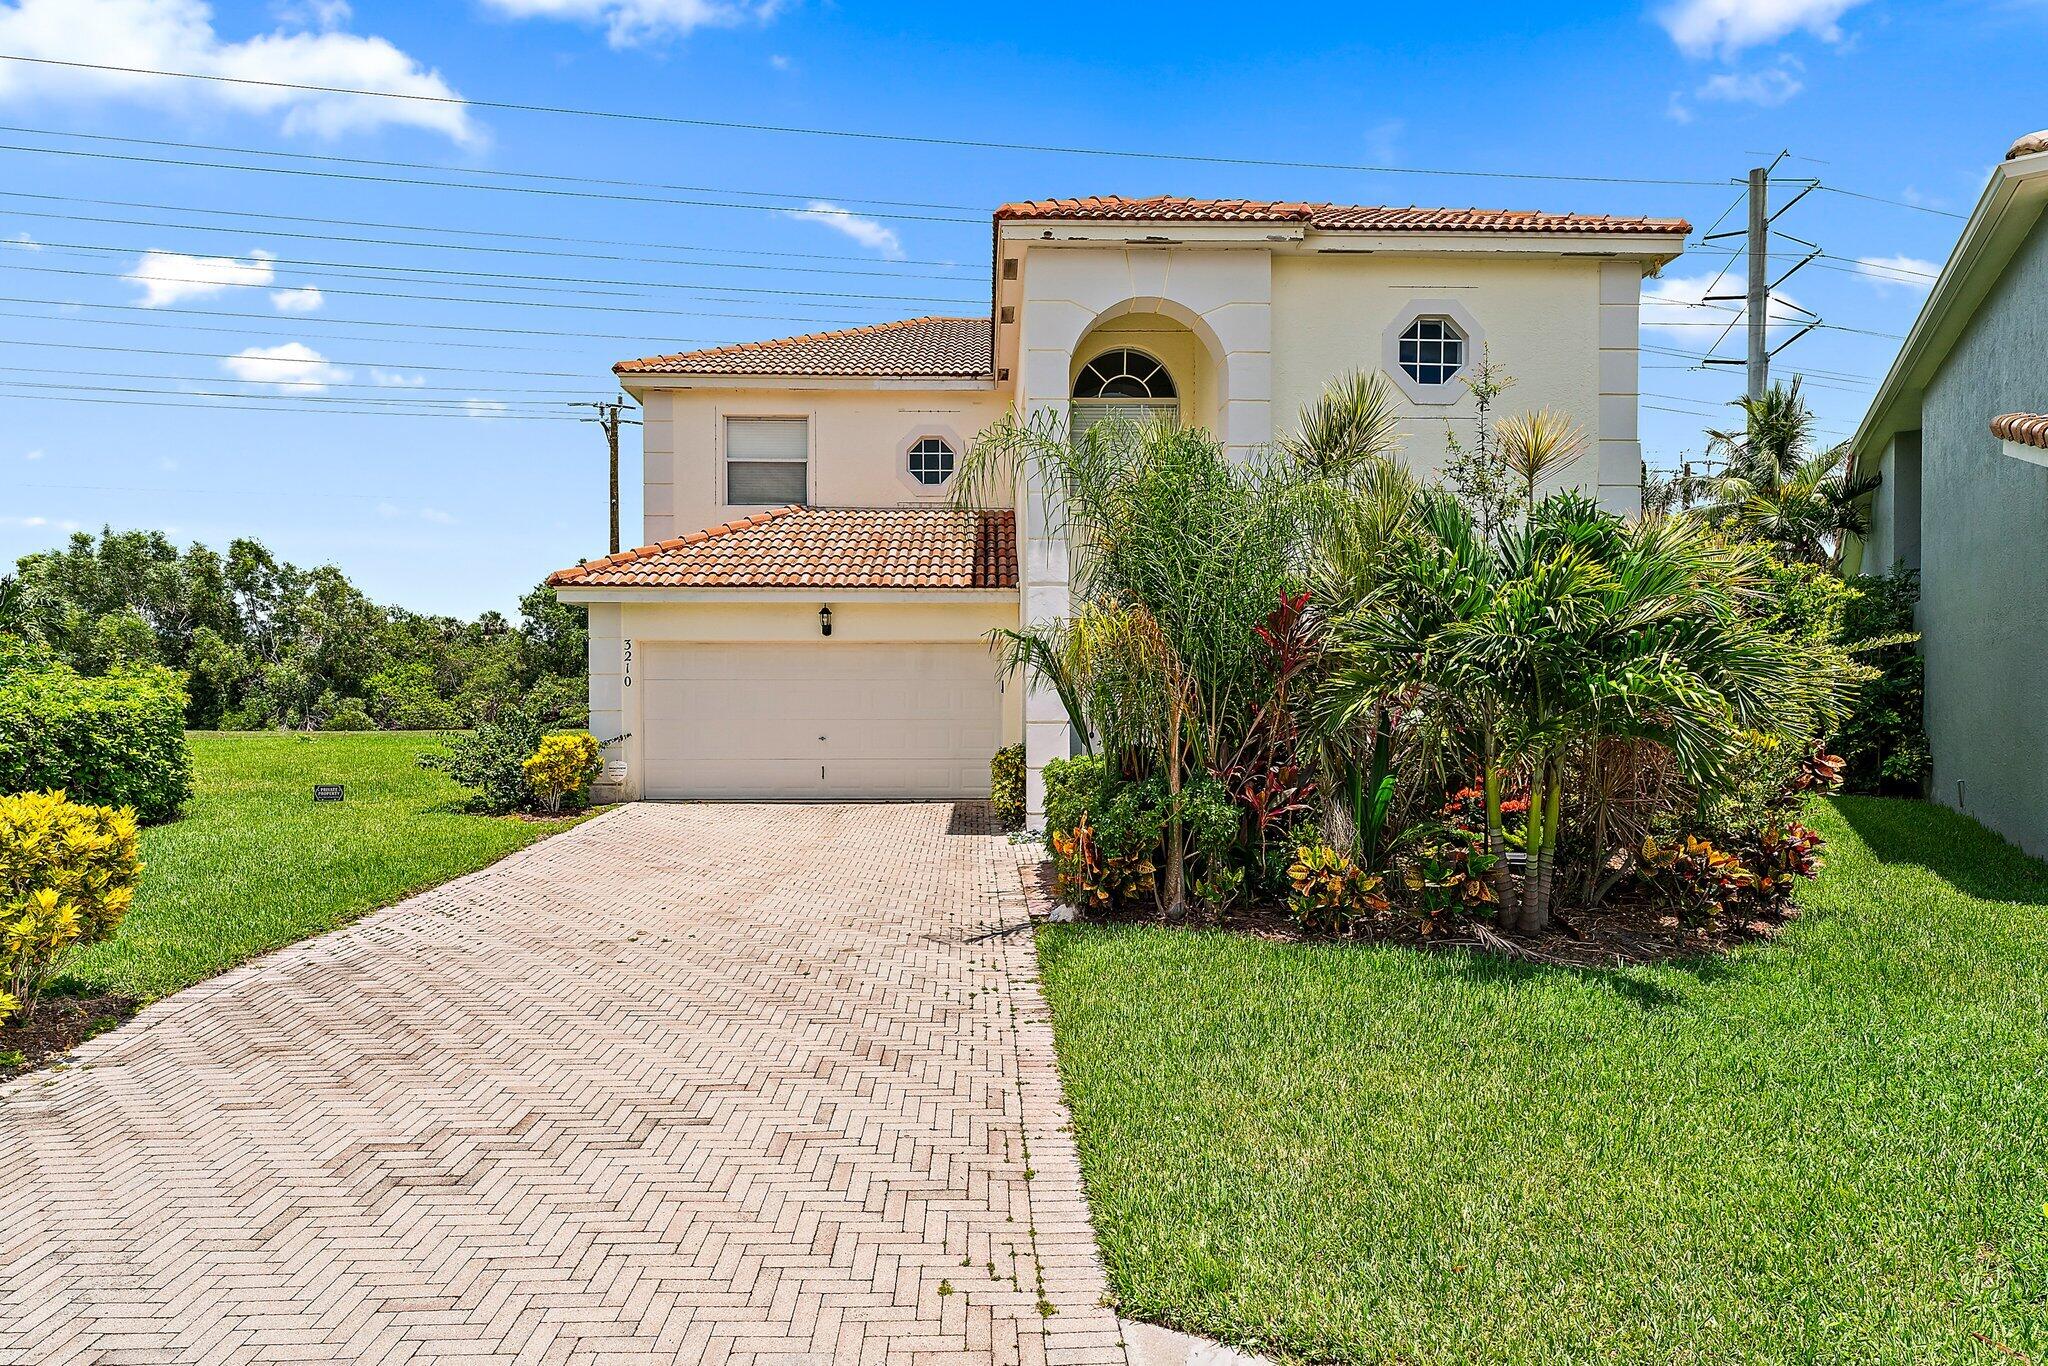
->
[1,994,140,1082]
[1026,861,1791,969]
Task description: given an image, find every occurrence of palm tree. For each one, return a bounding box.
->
[1319,492,1832,932]
[1703,379,1879,566]
[954,411,1304,915]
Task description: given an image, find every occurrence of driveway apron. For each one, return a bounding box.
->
[0,803,1128,1366]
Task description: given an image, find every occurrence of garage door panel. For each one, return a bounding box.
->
[640,642,1002,799]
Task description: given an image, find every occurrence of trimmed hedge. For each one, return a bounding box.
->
[991,743,1025,829]
[0,657,193,822]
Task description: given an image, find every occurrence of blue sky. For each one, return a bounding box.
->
[0,0,2039,615]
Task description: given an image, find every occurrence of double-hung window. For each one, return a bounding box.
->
[725,416,809,505]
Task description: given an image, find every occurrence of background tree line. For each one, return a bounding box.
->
[0,530,587,732]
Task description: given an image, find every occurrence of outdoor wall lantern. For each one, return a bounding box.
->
[819,604,833,637]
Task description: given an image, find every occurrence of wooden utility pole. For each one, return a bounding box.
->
[576,398,639,555]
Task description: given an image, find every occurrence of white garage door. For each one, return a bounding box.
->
[639,642,1002,799]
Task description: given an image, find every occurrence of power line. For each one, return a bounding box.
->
[0,124,987,216]
[1642,343,1876,384]
[16,234,984,306]
[0,375,584,413]
[0,388,581,420]
[0,53,1734,190]
[1814,183,1966,221]
[0,139,988,227]
[0,360,604,399]
[0,334,600,378]
[16,478,454,503]
[0,302,688,356]
[0,196,972,280]
[0,284,871,339]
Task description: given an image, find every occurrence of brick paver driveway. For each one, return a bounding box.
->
[0,804,1129,1366]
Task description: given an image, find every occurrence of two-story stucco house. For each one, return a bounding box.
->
[1846,130,2048,856]
[547,195,1689,817]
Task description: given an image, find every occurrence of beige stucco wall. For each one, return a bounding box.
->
[577,595,1022,801]
[1269,252,1636,507]
[640,385,1012,543]
[614,239,1652,815]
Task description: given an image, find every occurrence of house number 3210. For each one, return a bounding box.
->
[622,638,634,688]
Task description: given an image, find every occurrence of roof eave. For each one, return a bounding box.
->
[616,371,997,392]
[552,586,1019,603]
[1851,151,2048,479]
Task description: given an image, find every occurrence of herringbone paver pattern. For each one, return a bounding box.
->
[0,803,1128,1366]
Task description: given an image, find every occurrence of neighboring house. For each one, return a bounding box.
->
[1847,130,2048,856]
[549,195,1689,816]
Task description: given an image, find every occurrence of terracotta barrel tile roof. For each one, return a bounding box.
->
[1992,412,2048,449]
[995,195,1691,235]
[617,316,993,378]
[547,505,1018,590]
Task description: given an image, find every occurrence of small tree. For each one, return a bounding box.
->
[1439,346,1518,541]
[521,731,603,815]
[0,791,144,1024]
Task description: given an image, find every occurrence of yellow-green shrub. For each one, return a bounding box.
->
[521,731,602,814]
[0,790,143,1024]
[1286,843,1388,935]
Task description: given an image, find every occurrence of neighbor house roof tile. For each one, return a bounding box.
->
[616,316,993,378]
[1992,412,2048,449]
[546,505,1017,590]
[994,195,1692,235]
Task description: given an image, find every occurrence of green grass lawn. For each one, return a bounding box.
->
[54,731,587,1001]
[1037,797,2048,1364]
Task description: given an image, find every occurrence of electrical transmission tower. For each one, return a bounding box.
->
[1700,151,1824,397]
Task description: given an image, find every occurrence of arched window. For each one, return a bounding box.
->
[1071,347,1179,441]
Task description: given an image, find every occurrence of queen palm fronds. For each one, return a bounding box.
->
[1700,380,1880,566]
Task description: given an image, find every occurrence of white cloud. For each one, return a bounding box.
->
[783,201,904,260]
[21,449,43,459]
[767,52,790,70]
[221,341,351,391]
[1,514,80,530]
[479,0,770,47]
[1658,0,1868,57]
[272,0,351,28]
[5,231,39,250]
[419,506,455,524]
[371,369,425,386]
[126,248,275,306]
[1853,254,1940,292]
[1696,62,1803,106]
[1642,272,1807,337]
[0,0,480,145]
[461,398,511,418]
[270,283,324,312]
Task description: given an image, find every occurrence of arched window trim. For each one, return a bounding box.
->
[1071,347,1179,401]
